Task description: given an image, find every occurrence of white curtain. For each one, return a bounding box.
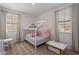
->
[72,4,79,52]
[0,10,6,39]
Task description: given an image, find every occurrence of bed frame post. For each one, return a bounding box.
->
[34,28,37,54]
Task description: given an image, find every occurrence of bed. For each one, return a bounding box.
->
[24,21,50,47]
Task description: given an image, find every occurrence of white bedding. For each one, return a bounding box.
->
[24,36,50,46]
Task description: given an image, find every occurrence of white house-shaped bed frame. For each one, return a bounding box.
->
[24,21,50,49]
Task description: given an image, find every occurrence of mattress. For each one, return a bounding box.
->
[24,36,49,46]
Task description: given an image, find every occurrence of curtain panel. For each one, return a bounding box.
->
[72,4,79,52]
[0,10,6,39]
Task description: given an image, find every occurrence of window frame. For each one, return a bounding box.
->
[6,13,18,33]
[56,7,72,33]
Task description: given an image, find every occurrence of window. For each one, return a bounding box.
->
[64,21,72,32]
[6,13,18,33]
[56,7,72,32]
[58,22,64,32]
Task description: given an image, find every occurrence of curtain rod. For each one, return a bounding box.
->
[0,9,8,13]
[0,9,19,15]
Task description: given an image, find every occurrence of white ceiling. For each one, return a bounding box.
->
[0,3,64,16]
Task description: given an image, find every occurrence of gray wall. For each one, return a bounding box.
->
[20,13,36,41]
[36,11,56,40]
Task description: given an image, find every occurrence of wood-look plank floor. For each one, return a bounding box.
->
[6,41,79,55]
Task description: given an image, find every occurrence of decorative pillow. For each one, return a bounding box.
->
[28,32,37,37]
[41,31,49,37]
[27,30,49,37]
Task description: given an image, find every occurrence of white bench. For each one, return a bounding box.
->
[46,41,67,54]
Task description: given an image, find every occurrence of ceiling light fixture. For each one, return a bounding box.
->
[32,3,35,6]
